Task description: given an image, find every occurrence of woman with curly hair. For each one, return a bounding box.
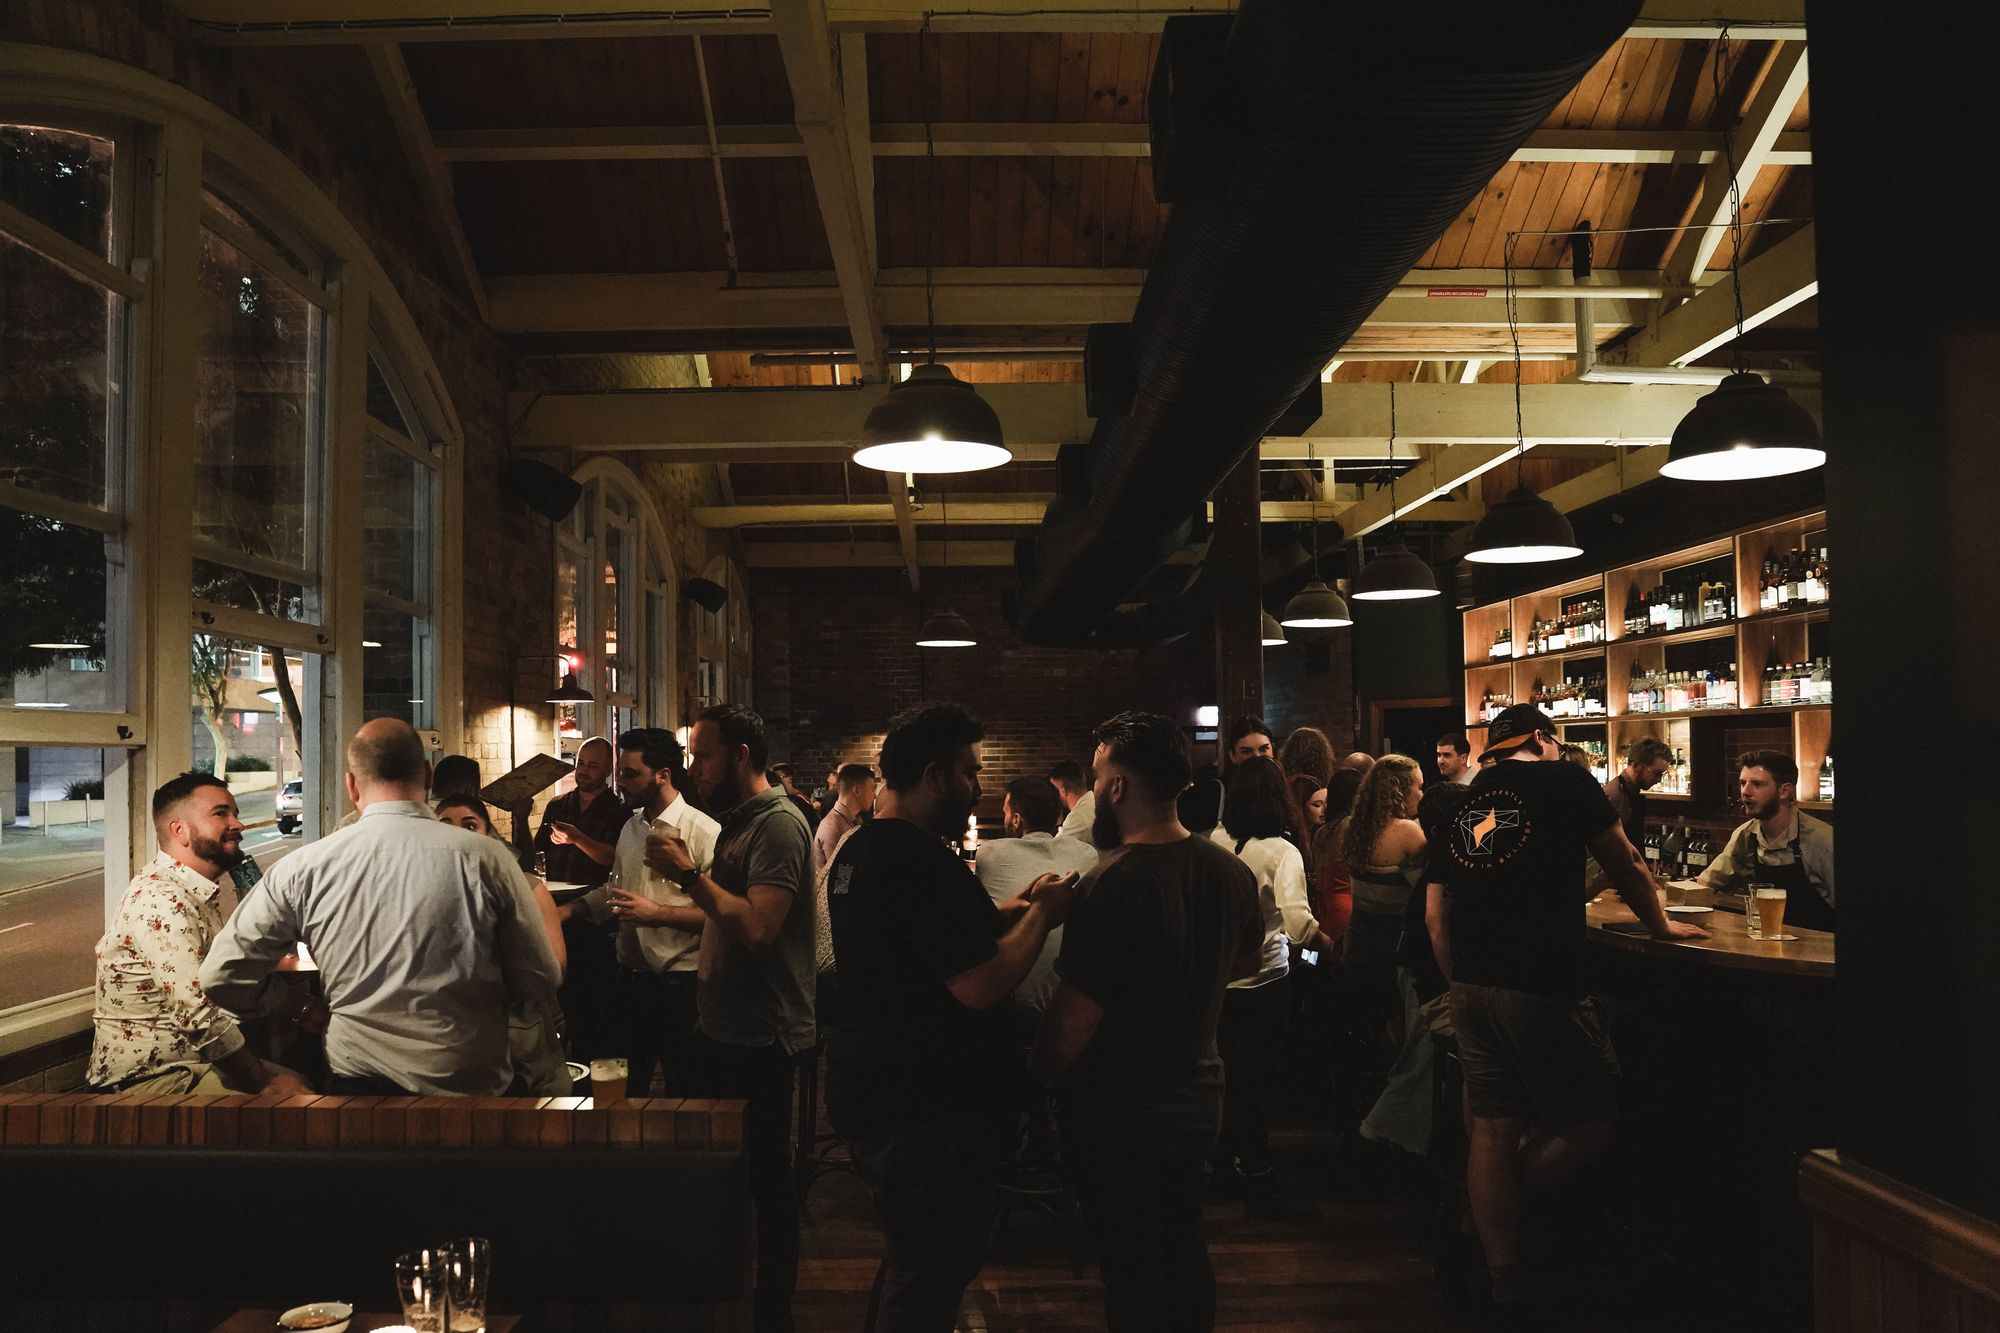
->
[1209,756,1327,1221]
[1279,726,1335,789]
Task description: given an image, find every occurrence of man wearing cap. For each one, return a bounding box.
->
[1422,705,1706,1328]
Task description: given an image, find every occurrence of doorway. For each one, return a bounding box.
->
[1370,698,1462,786]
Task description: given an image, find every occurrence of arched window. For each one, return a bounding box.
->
[0,49,460,1048]
[557,460,679,755]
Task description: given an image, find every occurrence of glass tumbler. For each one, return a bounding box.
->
[393,1247,448,1333]
[444,1236,492,1332]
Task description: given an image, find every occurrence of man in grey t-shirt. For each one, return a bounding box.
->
[645,703,813,1333]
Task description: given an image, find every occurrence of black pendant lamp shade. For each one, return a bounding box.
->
[548,671,595,703]
[1260,611,1288,646]
[916,607,977,648]
[1659,371,1825,481]
[1465,487,1583,565]
[854,364,1011,474]
[1280,580,1353,629]
[1352,542,1440,600]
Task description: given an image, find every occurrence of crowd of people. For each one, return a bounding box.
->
[85,695,1835,1332]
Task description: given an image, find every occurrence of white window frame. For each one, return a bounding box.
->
[0,47,467,1055]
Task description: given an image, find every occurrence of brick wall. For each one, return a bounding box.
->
[1262,631,1358,751]
[751,566,1214,820]
[3,1,549,772]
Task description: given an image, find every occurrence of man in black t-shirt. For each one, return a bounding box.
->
[827,704,1077,1333]
[1424,706,1705,1324]
[1032,711,1262,1333]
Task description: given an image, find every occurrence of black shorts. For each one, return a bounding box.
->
[1449,982,1619,1125]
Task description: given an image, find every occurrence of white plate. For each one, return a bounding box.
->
[1665,904,1713,915]
[277,1302,352,1333]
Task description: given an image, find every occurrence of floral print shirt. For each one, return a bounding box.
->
[87,852,246,1088]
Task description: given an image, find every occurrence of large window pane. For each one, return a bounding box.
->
[363,606,434,729]
[194,225,322,583]
[0,231,120,507]
[0,746,116,1013]
[602,524,625,697]
[0,125,114,259]
[2,506,117,714]
[190,635,320,845]
[363,435,432,605]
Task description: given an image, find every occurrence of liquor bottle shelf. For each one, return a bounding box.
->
[1608,620,1740,650]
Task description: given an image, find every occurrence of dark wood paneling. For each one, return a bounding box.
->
[722,157,832,271]
[452,160,727,273]
[404,37,706,130]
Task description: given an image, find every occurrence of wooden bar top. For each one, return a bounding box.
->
[1585,888,1834,979]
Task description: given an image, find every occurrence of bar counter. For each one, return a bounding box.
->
[1586,887,1834,979]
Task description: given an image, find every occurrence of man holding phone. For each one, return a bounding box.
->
[821,703,1078,1333]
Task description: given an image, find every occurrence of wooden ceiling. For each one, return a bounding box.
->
[184,0,1819,578]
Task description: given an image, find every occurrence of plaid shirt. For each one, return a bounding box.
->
[87,853,245,1088]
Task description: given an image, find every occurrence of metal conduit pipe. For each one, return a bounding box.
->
[1006,0,1640,645]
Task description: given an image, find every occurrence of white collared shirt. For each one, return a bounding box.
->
[1057,790,1096,841]
[201,801,562,1097]
[88,852,246,1088]
[599,793,721,973]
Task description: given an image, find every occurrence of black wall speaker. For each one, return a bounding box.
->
[502,458,583,523]
[683,577,729,613]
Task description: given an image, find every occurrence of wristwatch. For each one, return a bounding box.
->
[672,864,703,891]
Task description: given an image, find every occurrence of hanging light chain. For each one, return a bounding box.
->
[1504,231,1528,491]
[1713,27,1751,376]
[921,12,939,364]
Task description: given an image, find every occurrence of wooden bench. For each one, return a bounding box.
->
[0,1092,751,1331]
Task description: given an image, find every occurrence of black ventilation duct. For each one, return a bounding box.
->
[1008,0,1638,645]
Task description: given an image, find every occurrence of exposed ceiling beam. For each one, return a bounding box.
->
[487,268,1664,337]
[743,540,1019,569]
[1665,42,1811,286]
[1597,223,1816,368]
[695,497,1486,528]
[1540,443,1671,514]
[430,123,1809,165]
[771,0,886,382]
[363,42,487,319]
[1332,444,1527,540]
[839,33,876,274]
[516,380,1709,460]
[182,0,1804,42]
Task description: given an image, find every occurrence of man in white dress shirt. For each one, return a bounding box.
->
[203,719,562,1096]
[976,777,1098,1020]
[570,727,721,1097]
[1049,759,1096,842]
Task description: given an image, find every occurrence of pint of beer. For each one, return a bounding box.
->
[1754,886,1787,939]
[589,1058,629,1106]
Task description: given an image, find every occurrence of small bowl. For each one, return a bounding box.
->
[277,1301,352,1333]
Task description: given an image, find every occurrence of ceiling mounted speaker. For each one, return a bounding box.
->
[684,577,729,613]
[501,458,582,523]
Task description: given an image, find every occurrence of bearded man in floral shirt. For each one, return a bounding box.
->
[86,772,310,1096]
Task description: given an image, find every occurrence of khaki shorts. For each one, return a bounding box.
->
[1449,983,1618,1126]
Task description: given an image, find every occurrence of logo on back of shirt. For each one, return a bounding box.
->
[1447,789,1531,869]
[829,862,854,897]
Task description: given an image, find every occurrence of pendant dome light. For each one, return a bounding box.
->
[915,490,977,648]
[1260,611,1288,646]
[1281,440,1354,629]
[1466,243,1583,565]
[854,19,1009,476]
[1660,31,1822,482]
[1352,382,1441,599]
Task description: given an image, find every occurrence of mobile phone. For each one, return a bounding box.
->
[1299,948,1319,967]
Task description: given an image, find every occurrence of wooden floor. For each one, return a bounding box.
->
[794,1137,1473,1332]
[792,1118,1784,1333]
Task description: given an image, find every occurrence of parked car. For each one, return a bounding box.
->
[276,779,304,835]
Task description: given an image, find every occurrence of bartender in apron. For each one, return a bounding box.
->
[1698,750,1836,933]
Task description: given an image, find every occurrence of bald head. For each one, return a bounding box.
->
[346,718,431,808]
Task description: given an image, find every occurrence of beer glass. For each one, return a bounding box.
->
[444,1237,492,1333]
[393,1248,447,1333]
[1743,880,1769,939]
[589,1057,628,1106]
[1755,885,1791,940]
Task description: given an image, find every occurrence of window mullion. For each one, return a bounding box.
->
[0,196,145,299]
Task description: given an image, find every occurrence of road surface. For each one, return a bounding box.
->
[0,821,299,1014]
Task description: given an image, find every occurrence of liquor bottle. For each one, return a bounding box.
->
[1801,552,1822,604]
[1819,751,1835,800]
[1784,554,1802,607]
[1761,552,1779,611]
[1686,829,1711,873]
[1644,825,1662,867]
[1661,825,1685,878]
